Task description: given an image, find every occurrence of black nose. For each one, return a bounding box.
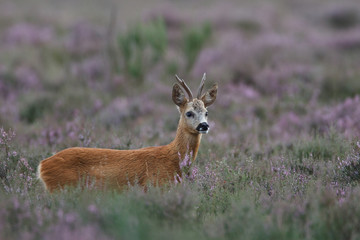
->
[196,122,209,132]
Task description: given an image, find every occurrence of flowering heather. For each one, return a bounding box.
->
[173,151,193,184]
[337,152,360,183]
[1,0,360,238]
[178,151,192,171]
[254,64,313,96]
[3,23,54,45]
[70,56,106,81]
[217,83,259,108]
[40,127,63,147]
[98,96,155,127]
[65,22,104,54]
[330,29,360,50]
[14,65,41,88]
[97,97,132,126]
[310,96,360,137]
[44,222,111,240]
[271,112,303,141]
[0,128,35,194]
[0,128,15,149]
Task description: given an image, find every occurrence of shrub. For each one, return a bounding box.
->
[118,18,167,81]
[236,19,261,35]
[19,94,53,124]
[0,128,35,194]
[320,74,360,102]
[290,131,350,161]
[325,7,359,30]
[183,22,212,70]
[336,144,360,184]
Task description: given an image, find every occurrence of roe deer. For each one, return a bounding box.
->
[38,74,217,192]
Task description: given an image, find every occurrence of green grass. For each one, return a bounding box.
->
[117,18,167,81]
[2,0,360,238]
[290,131,351,161]
[320,73,360,102]
[183,22,212,70]
[2,128,360,239]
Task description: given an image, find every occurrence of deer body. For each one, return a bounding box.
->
[38,74,217,192]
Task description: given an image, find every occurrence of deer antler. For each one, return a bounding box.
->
[197,73,206,99]
[175,75,193,101]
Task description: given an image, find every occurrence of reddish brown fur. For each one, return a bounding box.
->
[38,79,217,192]
[38,118,200,192]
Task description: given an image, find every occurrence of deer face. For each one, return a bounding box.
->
[172,77,217,135]
[183,99,209,134]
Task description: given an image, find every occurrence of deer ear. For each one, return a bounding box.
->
[201,83,218,107]
[172,83,187,107]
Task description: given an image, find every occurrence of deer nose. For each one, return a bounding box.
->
[196,122,209,132]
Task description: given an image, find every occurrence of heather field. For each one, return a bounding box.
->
[1,0,360,239]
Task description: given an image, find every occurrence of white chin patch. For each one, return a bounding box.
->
[198,130,209,134]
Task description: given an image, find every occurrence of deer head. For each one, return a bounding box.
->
[172,73,218,135]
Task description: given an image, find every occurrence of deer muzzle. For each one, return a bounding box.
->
[196,122,210,134]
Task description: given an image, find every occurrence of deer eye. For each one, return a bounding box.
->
[186,111,194,118]
[205,112,208,117]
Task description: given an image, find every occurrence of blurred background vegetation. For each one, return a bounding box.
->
[1,0,360,239]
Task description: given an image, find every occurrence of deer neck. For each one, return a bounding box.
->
[170,118,202,162]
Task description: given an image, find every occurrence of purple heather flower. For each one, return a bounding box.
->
[174,173,182,185]
[70,56,105,81]
[3,23,53,45]
[178,152,192,170]
[87,204,98,214]
[65,22,103,54]
[310,96,360,137]
[14,66,40,88]
[0,128,15,144]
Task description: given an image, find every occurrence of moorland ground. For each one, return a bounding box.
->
[1,0,360,239]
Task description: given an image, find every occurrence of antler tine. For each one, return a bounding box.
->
[175,75,193,101]
[197,73,206,99]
